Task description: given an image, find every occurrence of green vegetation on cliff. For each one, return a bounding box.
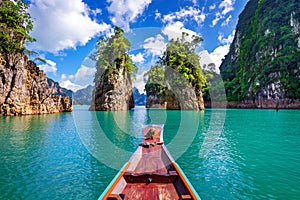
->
[144,65,165,96]
[0,0,35,54]
[93,26,137,82]
[145,33,206,109]
[145,33,206,95]
[91,27,136,110]
[220,0,300,101]
[162,33,206,90]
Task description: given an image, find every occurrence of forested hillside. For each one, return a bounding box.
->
[220,0,300,107]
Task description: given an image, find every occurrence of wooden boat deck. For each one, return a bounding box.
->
[122,183,179,200]
[101,125,200,200]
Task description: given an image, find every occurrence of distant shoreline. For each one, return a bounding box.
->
[205,100,300,109]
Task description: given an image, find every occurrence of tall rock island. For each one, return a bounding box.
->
[0,0,72,116]
[220,0,300,108]
[90,27,136,111]
[145,33,206,110]
[0,53,72,116]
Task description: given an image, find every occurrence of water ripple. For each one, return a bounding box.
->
[1,108,300,199]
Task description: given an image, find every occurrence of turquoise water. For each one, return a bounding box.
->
[0,106,300,199]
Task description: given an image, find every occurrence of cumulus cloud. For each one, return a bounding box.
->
[59,65,96,91]
[209,4,216,11]
[219,0,235,15]
[107,0,152,31]
[221,15,232,26]
[200,30,235,72]
[61,73,75,81]
[130,52,145,64]
[211,0,235,27]
[162,6,206,25]
[28,0,111,53]
[133,73,146,93]
[159,7,203,43]
[199,46,229,73]
[218,30,235,44]
[162,21,197,41]
[211,12,224,27]
[75,65,96,82]
[155,10,161,20]
[59,80,85,92]
[143,34,167,57]
[38,59,57,74]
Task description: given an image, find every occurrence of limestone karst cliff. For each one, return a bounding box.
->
[220,0,300,108]
[90,66,134,111]
[90,27,136,111]
[0,53,72,116]
[145,33,206,110]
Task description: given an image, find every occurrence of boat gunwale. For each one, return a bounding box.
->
[99,124,201,200]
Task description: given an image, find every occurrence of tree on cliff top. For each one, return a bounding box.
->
[0,0,35,54]
[145,33,206,96]
[144,65,166,96]
[161,32,206,94]
[93,26,137,82]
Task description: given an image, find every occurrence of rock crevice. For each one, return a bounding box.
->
[90,67,134,111]
[0,53,72,116]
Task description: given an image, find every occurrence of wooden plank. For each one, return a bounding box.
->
[122,183,179,200]
[172,162,200,200]
[100,162,131,199]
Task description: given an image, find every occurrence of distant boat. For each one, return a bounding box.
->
[99,124,201,200]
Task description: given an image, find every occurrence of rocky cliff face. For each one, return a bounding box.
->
[146,94,166,108]
[47,78,73,100]
[145,67,205,110]
[220,0,300,108]
[0,53,72,116]
[90,66,134,111]
[165,88,203,110]
[146,84,204,110]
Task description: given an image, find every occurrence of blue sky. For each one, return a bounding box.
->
[26,0,248,92]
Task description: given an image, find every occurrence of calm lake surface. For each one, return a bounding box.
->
[0,106,300,200]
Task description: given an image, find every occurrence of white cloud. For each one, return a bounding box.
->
[133,73,146,93]
[199,50,213,66]
[59,80,85,92]
[143,34,167,57]
[38,59,57,74]
[200,30,235,72]
[130,52,145,64]
[28,0,111,53]
[211,12,224,27]
[218,30,235,44]
[219,0,235,15]
[162,21,197,41]
[209,4,216,11]
[91,8,102,18]
[155,10,161,20]
[204,45,229,72]
[162,6,206,25]
[61,73,75,81]
[199,50,218,72]
[221,15,232,27]
[107,0,152,31]
[59,65,96,91]
[211,0,235,27]
[75,65,96,82]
